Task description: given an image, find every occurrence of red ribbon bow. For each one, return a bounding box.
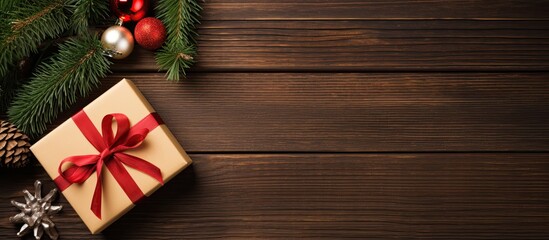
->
[54,111,164,219]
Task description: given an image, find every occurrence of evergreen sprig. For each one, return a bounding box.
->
[156,42,196,81]
[155,0,202,81]
[69,0,110,35]
[8,34,111,136]
[0,0,69,79]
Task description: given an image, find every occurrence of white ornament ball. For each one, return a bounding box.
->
[101,25,134,59]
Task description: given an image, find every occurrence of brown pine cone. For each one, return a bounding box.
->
[0,120,31,168]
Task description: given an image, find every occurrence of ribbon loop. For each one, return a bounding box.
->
[56,111,163,219]
[102,113,130,147]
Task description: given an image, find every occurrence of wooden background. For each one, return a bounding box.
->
[2,0,549,239]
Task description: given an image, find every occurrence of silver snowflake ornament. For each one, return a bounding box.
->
[9,180,62,240]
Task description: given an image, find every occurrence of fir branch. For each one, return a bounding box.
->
[8,34,111,136]
[155,0,202,81]
[156,0,201,45]
[69,0,109,35]
[156,43,195,81]
[0,0,69,79]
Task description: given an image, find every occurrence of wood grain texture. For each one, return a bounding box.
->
[1,154,548,239]
[2,1,549,239]
[200,1,549,20]
[45,73,549,152]
[113,20,549,72]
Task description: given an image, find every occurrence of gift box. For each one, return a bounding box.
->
[31,79,192,234]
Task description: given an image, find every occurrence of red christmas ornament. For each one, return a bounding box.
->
[110,0,149,22]
[134,17,167,50]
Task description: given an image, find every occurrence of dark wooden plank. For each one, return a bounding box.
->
[1,153,548,239]
[47,73,549,152]
[200,1,549,20]
[114,20,549,72]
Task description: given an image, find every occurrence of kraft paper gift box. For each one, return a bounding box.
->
[31,79,192,234]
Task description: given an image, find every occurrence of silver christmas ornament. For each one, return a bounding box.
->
[10,180,62,240]
[101,25,134,59]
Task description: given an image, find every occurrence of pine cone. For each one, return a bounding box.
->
[0,120,31,168]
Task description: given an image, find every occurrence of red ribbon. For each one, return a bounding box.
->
[54,111,164,219]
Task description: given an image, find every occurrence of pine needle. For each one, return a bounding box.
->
[155,0,202,81]
[8,34,111,136]
[0,0,69,79]
[68,0,110,35]
[156,43,196,81]
[0,0,15,12]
